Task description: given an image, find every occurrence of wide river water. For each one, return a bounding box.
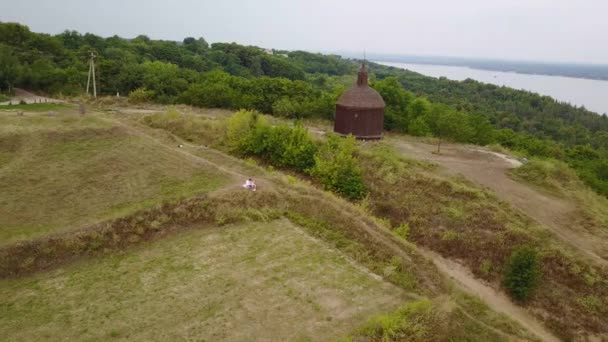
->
[377,61,608,115]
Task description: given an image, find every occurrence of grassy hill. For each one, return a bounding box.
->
[0,103,549,341]
[127,104,607,340]
[0,110,228,245]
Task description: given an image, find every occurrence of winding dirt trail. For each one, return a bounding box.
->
[421,249,559,342]
[390,137,608,268]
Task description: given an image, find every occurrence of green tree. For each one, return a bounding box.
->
[408,116,431,136]
[468,114,496,145]
[427,106,473,153]
[373,77,413,131]
[408,97,431,119]
[183,37,209,54]
[0,46,19,93]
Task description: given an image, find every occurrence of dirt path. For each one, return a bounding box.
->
[390,137,608,268]
[422,249,559,342]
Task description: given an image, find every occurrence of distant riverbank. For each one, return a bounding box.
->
[365,55,608,81]
[377,61,608,115]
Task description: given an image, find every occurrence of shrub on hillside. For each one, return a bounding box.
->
[267,124,317,171]
[225,109,261,153]
[310,134,366,200]
[224,110,316,172]
[503,246,542,302]
[357,300,437,340]
[128,87,155,104]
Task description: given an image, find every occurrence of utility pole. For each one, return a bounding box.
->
[86,51,97,98]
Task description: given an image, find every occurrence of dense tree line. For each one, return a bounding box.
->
[0,21,606,196]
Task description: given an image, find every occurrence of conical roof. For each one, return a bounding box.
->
[336,63,385,109]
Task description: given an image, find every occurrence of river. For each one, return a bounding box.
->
[376,61,608,115]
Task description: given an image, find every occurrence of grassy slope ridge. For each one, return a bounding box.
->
[510,159,608,236]
[0,106,540,341]
[0,112,228,245]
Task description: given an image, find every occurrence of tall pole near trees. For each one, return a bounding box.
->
[86,51,97,98]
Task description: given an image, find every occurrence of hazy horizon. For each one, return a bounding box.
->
[1,0,607,65]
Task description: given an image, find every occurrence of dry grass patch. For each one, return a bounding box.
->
[0,219,408,341]
[0,112,228,245]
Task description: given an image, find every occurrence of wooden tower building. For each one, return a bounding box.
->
[334,62,385,139]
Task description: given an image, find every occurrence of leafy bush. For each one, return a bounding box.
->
[357,300,436,341]
[310,134,366,200]
[503,246,542,302]
[393,223,410,240]
[224,109,261,152]
[224,110,316,172]
[270,124,317,171]
[408,116,431,136]
[128,87,155,104]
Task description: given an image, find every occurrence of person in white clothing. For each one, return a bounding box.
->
[243,178,257,191]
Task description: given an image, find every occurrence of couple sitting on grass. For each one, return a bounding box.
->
[243,178,257,191]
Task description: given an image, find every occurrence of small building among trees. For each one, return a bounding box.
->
[334,62,385,139]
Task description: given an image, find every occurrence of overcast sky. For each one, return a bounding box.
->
[1,0,607,64]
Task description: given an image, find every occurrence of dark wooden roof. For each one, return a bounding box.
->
[336,86,385,108]
[336,63,385,109]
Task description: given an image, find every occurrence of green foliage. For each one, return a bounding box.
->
[266,124,317,171]
[0,45,19,92]
[128,87,155,104]
[372,77,414,132]
[503,246,542,302]
[393,223,410,240]
[407,116,431,136]
[272,97,298,118]
[224,110,316,172]
[225,109,262,152]
[357,300,436,341]
[310,134,366,200]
